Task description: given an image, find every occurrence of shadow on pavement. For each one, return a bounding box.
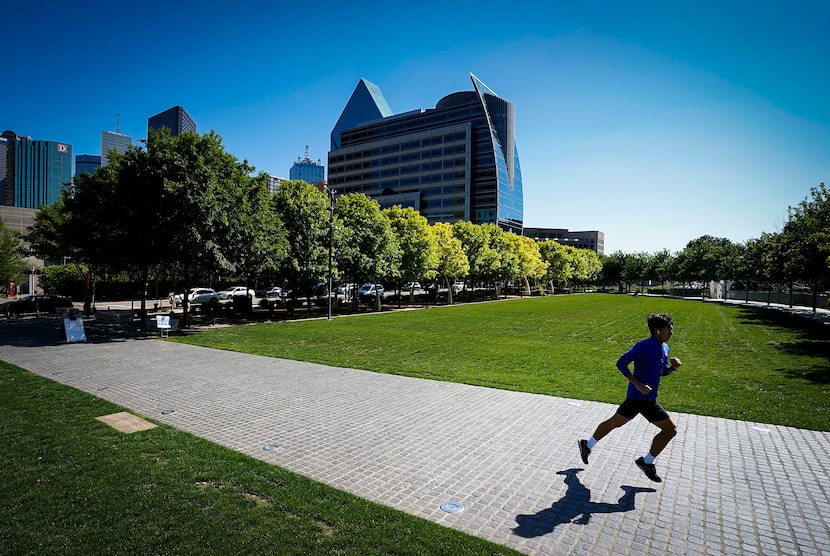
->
[0,316,151,347]
[513,468,656,538]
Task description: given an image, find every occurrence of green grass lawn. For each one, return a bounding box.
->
[174,294,830,431]
[0,362,518,555]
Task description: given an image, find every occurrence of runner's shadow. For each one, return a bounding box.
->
[513,468,656,538]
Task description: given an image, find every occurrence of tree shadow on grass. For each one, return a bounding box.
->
[513,468,656,538]
[734,306,830,383]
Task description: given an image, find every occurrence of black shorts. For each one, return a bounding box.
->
[616,398,670,423]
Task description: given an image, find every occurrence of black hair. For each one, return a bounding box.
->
[647,313,673,333]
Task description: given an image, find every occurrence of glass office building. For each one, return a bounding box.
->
[75,154,101,177]
[101,130,132,166]
[289,146,325,184]
[148,105,196,137]
[327,74,523,233]
[1,130,72,208]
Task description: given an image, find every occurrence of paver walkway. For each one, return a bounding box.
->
[1,316,828,555]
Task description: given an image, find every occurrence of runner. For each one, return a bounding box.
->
[578,313,682,482]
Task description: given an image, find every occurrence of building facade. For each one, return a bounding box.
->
[523,227,605,254]
[266,175,285,195]
[327,74,523,233]
[101,130,132,166]
[1,130,72,208]
[0,135,7,205]
[75,154,101,177]
[148,105,196,137]
[289,146,325,184]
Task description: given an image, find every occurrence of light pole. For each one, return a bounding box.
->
[326,186,337,320]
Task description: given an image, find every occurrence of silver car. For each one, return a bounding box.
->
[174,288,219,307]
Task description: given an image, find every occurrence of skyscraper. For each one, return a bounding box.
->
[0,135,8,204]
[148,105,196,137]
[327,74,523,233]
[101,130,132,166]
[75,154,102,177]
[1,130,72,208]
[289,146,325,184]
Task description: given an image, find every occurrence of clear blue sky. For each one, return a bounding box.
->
[4,1,828,254]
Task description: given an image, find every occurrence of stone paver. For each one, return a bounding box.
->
[1,316,828,555]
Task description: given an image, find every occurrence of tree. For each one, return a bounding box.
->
[601,251,629,292]
[225,172,287,295]
[272,180,328,309]
[508,234,548,295]
[733,236,769,302]
[682,235,737,298]
[648,249,674,293]
[333,194,401,309]
[26,201,73,264]
[779,183,830,310]
[623,252,651,292]
[28,129,284,326]
[570,247,602,289]
[431,222,469,304]
[453,221,497,282]
[540,240,574,291]
[38,263,87,297]
[384,206,438,305]
[0,222,26,293]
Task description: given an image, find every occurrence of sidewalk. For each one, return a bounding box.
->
[1,316,828,555]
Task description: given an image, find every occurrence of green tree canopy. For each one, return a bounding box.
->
[504,233,547,294]
[431,222,469,303]
[540,240,574,288]
[780,183,830,299]
[29,128,285,325]
[385,206,438,303]
[0,222,26,292]
[271,180,328,298]
[333,194,401,306]
[452,221,502,288]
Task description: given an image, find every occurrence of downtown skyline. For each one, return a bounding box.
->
[3,0,828,254]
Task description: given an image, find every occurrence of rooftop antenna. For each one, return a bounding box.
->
[116,114,121,134]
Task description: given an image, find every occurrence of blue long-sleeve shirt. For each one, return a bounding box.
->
[616,336,671,401]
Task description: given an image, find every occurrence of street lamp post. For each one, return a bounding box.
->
[326,187,337,320]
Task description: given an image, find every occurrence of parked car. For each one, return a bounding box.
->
[217,286,255,300]
[401,282,421,291]
[0,294,73,315]
[451,281,466,293]
[173,288,219,307]
[265,286,284,298]
[357,283,385,301]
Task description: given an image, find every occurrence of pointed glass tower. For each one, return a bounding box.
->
[330,78,394,150]
[328,74,523,233]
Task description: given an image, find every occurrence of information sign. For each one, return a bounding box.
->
[61,313,87,343]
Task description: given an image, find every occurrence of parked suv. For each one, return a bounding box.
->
[173,288,219,307]
[217,286,255,300]
[357,283,384,301]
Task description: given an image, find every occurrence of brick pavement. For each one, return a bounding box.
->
[1,316,829,555]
